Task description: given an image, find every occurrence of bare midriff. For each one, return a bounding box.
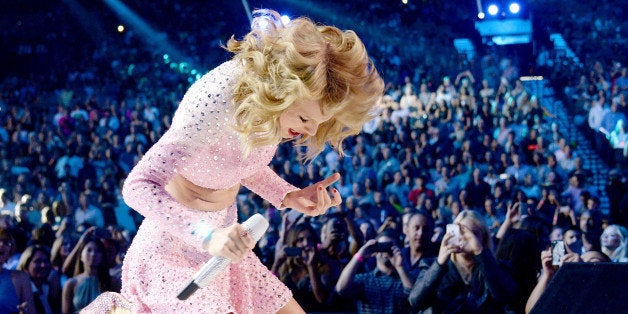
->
[165,174,240,211]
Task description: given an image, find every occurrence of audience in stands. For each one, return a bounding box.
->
[1,1,626,313]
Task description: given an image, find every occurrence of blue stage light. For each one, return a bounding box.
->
[487,4,499,16]
[509,2,520,14]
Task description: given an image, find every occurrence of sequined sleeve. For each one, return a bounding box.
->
[241,166,300,209]
[122,61,240,251]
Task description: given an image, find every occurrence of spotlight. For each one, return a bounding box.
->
[258,19,269,29]
[478,12,485,19]
[487,4,499,16]
[117,25,125,33]
[280,15,291,25]
[509,2,520,14]
[402,0,408,4]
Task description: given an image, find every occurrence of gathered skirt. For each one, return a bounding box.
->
[82,203,292,313]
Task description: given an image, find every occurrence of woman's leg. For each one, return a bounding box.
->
[276,297,305,314]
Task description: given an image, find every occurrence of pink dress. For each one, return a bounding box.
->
[83,60,297,313]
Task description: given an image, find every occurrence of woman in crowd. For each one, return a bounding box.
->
[62,236,111,313]
[600,224,628,262]
[50,234,75,287]
[408,210,519,313]
[17,244,62,314]
[271,221,333,312]
[0,228,36,314]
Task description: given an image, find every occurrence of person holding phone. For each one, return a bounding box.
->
[409,210,519,313]
[525,245,610,313]
[271,222,333,312]
[336,229,413,313]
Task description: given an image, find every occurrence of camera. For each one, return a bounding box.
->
[551,240,566,266]
[284,247,303,257]
[371,242,394,254]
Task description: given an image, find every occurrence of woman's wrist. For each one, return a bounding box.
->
[201,228,215,250]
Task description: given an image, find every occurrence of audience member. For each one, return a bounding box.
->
[408,210,519,313]
[600,224,628,262]
[16,244,62,314]
[336,229,413,313]
[1,228,36,314]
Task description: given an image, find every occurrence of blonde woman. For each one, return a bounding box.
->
[84,8,383,314]
[409,210,518,313]
[601,224,628,262]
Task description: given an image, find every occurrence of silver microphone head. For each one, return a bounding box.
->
[241,213,269,242]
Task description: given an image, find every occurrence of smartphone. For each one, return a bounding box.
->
[284,247,303,257]
[371,242,394,254]
[551,240,566,266]
[446,224,461,246]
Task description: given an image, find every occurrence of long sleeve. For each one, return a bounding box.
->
[122,60,245,251]
[122,138,213,251]
[241,166,299,209]
[408,260,447,310]
[474,249,519,304]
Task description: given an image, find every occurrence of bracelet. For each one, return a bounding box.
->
[355,253,365,263]
[202,228,215,249]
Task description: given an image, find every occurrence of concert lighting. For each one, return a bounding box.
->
[509,2,520,14]
[487,4,499,16]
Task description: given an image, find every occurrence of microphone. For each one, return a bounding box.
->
[176,213,269,300]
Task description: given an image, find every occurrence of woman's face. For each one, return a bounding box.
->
[80,241,103,267]
[601,227,622,250]
[564,230,579,246]
[0,238,13,264]
[279,100,331,139]
[27,250,52,281]
[295,230,315,249]
[549,228,563,242]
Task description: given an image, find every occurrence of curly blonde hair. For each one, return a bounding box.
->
[226,9,384,160]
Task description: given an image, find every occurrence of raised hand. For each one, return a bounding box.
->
[282,173,342,216]
[391,246,404,269]
[437,232,463,265]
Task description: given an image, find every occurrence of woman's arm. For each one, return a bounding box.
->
[525,249,555,313]
[474,250,519,303]
[496,202,519,240]
[62,227,96,277]
[409,232,458,309]
[408,259,447,309]
[61,277,77,314]
[12,271,36,314]
[304,248,329,304]
[241,166,299,210]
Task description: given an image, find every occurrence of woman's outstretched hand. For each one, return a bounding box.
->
[282,173,342,216]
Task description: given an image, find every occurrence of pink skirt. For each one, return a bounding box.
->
[82,203,291,313]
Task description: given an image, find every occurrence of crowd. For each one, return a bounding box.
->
[1,1,628,314]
